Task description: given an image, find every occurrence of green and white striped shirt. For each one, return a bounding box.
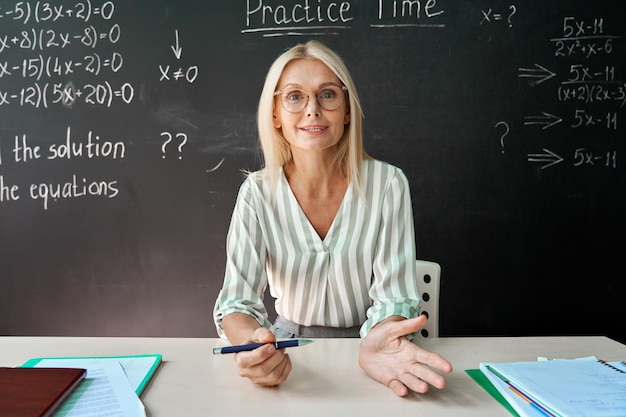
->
[213,159,419,338]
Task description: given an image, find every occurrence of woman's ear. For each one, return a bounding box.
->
[273,110,282,129]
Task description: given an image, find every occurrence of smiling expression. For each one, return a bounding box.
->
[273,59,350,158]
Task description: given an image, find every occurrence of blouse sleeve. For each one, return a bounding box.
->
[213,177,271,338]
[361,167,420,337]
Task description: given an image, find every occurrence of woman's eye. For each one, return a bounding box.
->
[286,91,304,101]
[319,90,337,100]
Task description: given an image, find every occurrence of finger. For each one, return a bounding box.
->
[398,372,430,394]
[238,344,288,378]
[408,362,448,389]
[253,327,277,344]
[388,379,409,397]
[235,343,277,369]
[391,315,428,337]
[413,347,453,374]
[254,352,292,387]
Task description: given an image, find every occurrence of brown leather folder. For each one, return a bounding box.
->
[0,367,86,417]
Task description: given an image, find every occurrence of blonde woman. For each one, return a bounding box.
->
[214,40,452,396]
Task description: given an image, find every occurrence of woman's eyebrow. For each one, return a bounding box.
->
[280,82,301,89]
[279,81,342,89]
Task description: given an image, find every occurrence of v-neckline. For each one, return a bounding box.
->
[281,169,351,245]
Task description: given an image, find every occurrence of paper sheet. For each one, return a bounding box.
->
[35,359,145,417]
[482,356,626,417]
[479,363,547,417]
[26,355,161,394]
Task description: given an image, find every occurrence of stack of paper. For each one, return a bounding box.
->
[472,356,626,417]
[22,354,161,417]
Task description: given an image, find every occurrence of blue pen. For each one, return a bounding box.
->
[212,339,313,355]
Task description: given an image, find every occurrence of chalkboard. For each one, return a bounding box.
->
[1,0,624,342]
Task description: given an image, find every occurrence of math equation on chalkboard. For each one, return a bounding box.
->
[0,0,623,214]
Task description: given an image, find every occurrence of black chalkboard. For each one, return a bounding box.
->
[1,0,624,342]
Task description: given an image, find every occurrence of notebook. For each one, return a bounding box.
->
[0,367,86,417]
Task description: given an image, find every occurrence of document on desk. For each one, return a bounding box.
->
[478,363,548,417]
[23,354,162,395]
[479,356,626,417]
[34,359,145,417]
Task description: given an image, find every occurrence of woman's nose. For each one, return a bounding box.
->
[305,94,321,116]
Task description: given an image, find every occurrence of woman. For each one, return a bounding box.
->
[213,40,452,396]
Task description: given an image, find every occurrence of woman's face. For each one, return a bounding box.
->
[273,59,350,158]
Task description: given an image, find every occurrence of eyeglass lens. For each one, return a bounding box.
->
[278,85,346,113]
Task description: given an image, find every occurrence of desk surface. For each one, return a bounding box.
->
[2,336,625,416]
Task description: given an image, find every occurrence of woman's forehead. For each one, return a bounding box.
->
[279,59,340,87]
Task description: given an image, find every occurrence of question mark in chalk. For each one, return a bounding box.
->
[160,132,188,159]
[495,121,510,154]
[176,133,188,160]
[507,5,517,27]
[161,132,172,159]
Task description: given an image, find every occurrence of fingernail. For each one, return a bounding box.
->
[267,344,276,354]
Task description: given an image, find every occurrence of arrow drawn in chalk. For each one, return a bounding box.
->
[171,30,182,59]
[518,64,556,86]
[527,148,563,170]
[524,112,563,130]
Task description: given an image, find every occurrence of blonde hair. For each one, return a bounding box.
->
[256,40,370,196]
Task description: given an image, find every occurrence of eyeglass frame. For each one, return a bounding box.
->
[273,84,348,113]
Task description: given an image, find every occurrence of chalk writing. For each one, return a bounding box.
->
[573,148,617,168]
[523,112,563,130]
[1,125,125,209]
[516,14,623,171]
[0,25,121,52]
[161,132,188,160]
[374,0,445,28]
[0,0,135,112]
[557,83,626,106]
[159,29,198,83]
[572,110,618,130]
[29,174,119,210]
[565,64,616,85]
[527,148,618,170]
[0,81,134,108]
[527,148,564,170]
[518,66,626,107]
[480,6,517,28]
[0,52,124,81]
[0,1,115,24]
[159,65,198,83]
[170,29,182,59]
[495,121,510,154]
[524,110,617,131]
[518,64,557,86]
[1,172,119,209]
[551,17,620,59]
[0,175,20,201]
[242,0,450,35]
[243,0,354,36]
[13,127,125,163]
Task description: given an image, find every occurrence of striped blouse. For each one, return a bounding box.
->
[213,158,419,338]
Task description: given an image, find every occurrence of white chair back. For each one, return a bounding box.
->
[415,260,440,338]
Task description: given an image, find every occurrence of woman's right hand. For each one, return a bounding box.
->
[232,327,292,386]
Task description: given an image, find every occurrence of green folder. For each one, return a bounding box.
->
[465,369,520,417]
[22,354,162,396]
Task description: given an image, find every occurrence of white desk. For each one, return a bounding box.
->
[1,336,625,416]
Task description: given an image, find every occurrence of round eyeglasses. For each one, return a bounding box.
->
[274,84,348,113]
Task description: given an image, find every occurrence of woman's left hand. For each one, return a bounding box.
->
[358,315,453,396]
